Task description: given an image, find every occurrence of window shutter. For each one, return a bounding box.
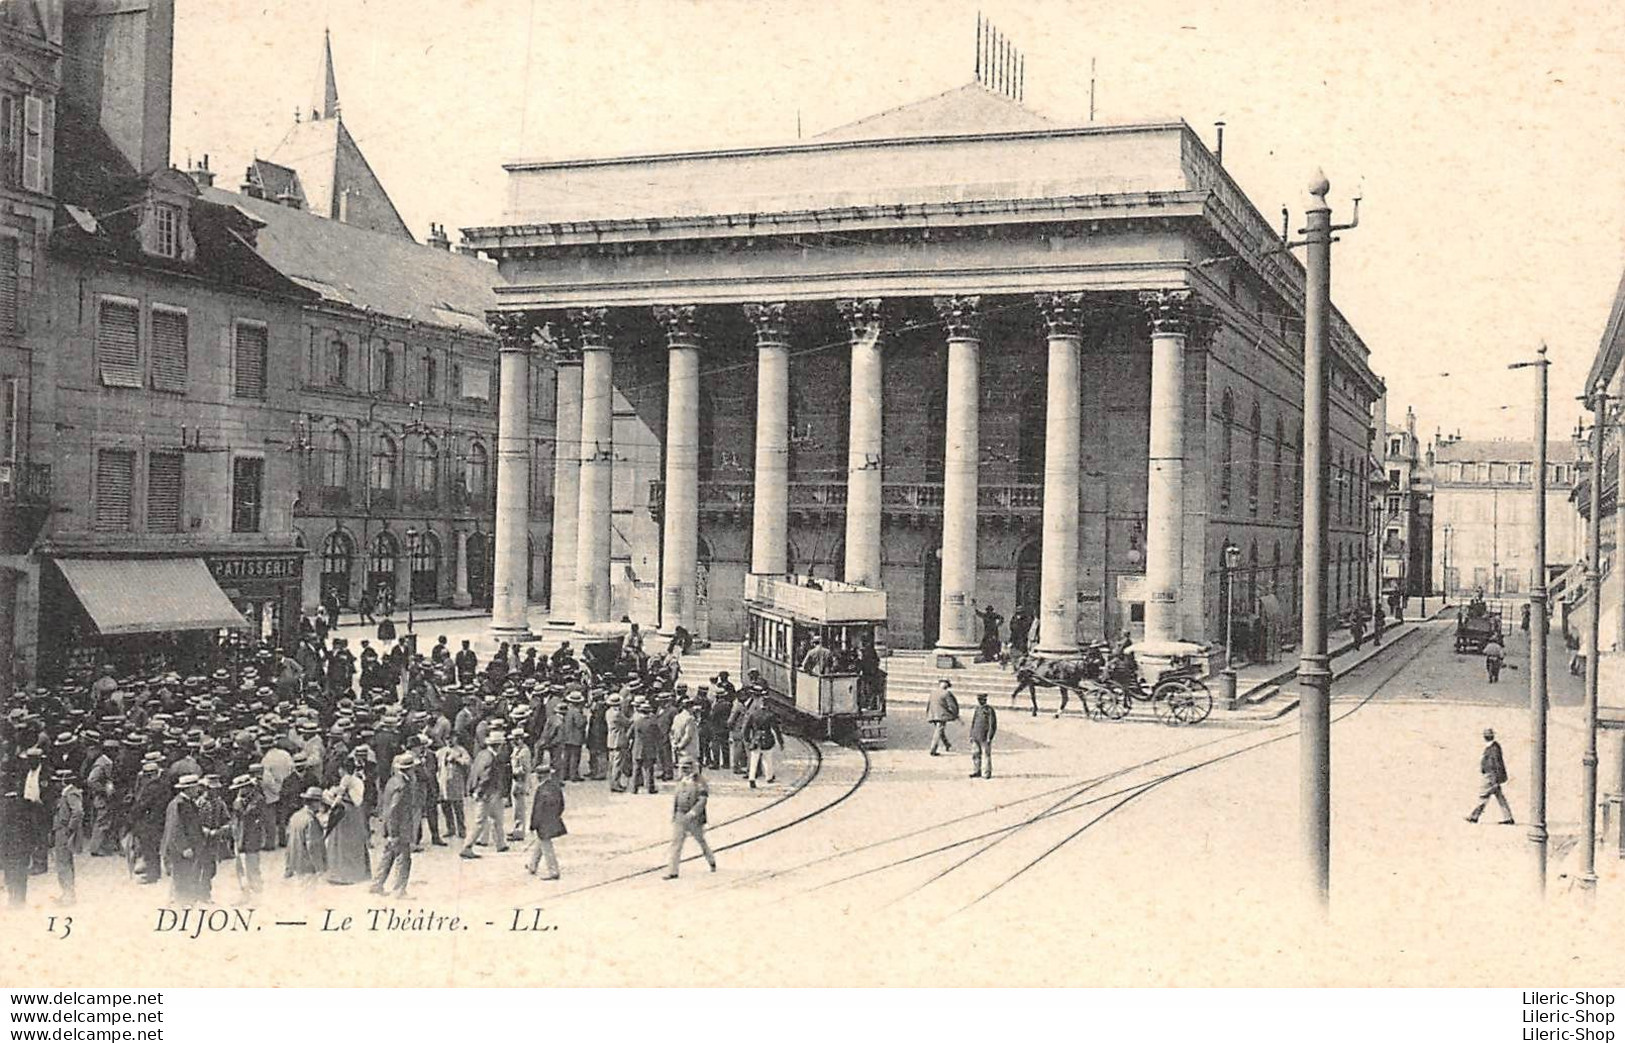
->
[21,95,42,193]
[0,236,16,334]
[97,301,142,388]
[234,323,268,398]
[150,309,188,391]
[95,449,134,531]
[147,452,183,532]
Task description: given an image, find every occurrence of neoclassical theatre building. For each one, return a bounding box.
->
[465,85,1384,663]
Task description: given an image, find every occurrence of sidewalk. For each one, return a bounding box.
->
[1230,608,1445,700]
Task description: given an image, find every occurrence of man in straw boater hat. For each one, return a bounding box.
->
[371,752,420,898]
[162,773,207,903]
[50,767,83,905]
[461,728,510,857]
[284,786,327,887]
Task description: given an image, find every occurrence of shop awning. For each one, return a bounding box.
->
[55,558,249,636]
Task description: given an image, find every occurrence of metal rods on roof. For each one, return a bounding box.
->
[976,13,1024,103]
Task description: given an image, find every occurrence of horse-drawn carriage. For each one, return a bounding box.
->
[1022,639,1213,725]
[1454,593,1503,654]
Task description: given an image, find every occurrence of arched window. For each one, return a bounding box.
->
[416,437,439,501]
[410,530,441,603]
[1272,417,1284,517]
[320,529,355,605]
[373,341,395,397]
[1219,389,1235,513]
[464,442,489,502]
[328,337,349,387]
[324,429,351,488]
[1247,540,1259,610]
[371,434,397,491]
[322,530,354,575]
[369,531,400,601]
[1294,425,1303,521]
[1248,401,1261,516]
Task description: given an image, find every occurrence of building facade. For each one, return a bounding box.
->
[0,0,63,693]
[1431,438,1583,601]
[1378,405,1433,605]
[466,84,1385,662]
[1574,268,1623,669]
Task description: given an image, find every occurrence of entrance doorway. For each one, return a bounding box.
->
[1015,539,1042,616]
[321,530,354,607]
[922,543,941,648]
[411,531,441,604]
[467,533,492,608]
[368,531,400,608]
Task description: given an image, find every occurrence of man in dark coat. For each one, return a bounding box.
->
[1466,727,1514,824]
[968,693,998,779]
[230,771,272,897]
[130,762,169,883]
[454,641,479,688]
[0,786,31,905]
[162,775,208,902]
[585,694,609,781]
[630,703,661,795]
[525,764,566,879]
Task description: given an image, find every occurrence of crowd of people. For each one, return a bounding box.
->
[0,615,790,907]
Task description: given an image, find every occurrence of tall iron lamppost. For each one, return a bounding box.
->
[1509,346,1550,894]
[1295,171,1359,908]
[1579,388,1609,896]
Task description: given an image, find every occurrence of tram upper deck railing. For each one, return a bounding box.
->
[743,573,887,624]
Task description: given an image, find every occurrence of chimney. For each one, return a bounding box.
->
[427,222,450,251]
[1214,121,1226,166]
[63,0,176,175]
[187,153,215,189]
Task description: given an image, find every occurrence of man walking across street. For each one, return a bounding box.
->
[968,693,997,779]
[1466,727,1514,825]
[927,679,959,756]
[664,758,716,879]
[1483,635,1505,684]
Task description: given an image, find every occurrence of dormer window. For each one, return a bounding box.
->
[153,203,182,258]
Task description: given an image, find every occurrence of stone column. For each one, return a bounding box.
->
[1140,290,1191,647]
[489,315,534,639]
[656,304,701,636]
[933,296,982,659]
[839,299,885,589]
[452,529,472,608]
[745,302,790,575]
[1036,292,1084,656]
[547,342,582,628]
[573,308,614,625]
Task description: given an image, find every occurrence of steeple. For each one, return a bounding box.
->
[313,28,340,122]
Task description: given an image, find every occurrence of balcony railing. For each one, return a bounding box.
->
[650,479,1044,520]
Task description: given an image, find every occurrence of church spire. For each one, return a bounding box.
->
[314,28,340,121]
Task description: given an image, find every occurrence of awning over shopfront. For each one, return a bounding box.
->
[55,558,249,636]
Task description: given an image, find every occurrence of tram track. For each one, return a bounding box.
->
[700,622,1445,912]
[530,733,871,901]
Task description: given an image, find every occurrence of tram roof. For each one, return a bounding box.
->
[743,574,887,624]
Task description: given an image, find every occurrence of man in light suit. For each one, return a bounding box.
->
[371,753,419,896]
[1465,727,1514,825]
[461,731,509,857]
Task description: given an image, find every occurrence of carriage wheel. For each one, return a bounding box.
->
[1092,682,1130,721]
[1156,678,1212,726]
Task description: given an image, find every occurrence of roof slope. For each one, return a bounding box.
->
[206,185,499,333]
[813,82,1051,143]
[1434,439,1580,464]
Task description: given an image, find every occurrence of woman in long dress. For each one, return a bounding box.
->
[324,755,371,884]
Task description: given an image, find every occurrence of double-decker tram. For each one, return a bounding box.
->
[740,574,888,746]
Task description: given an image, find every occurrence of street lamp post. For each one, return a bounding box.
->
[1580,388,1608,896]
[1222,542,1241,709]
[404,527,417,637]
[1509,346,1550,894]
[1297,171,1358,909]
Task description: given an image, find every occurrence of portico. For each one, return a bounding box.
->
[465,85,1382,661]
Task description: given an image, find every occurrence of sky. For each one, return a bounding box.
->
[169,0,1625,442]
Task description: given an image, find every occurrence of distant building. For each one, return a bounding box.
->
[1378,406,1433,606]
[1431,437,1583,601]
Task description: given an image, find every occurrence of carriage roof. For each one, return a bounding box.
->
[742,573,887,625]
